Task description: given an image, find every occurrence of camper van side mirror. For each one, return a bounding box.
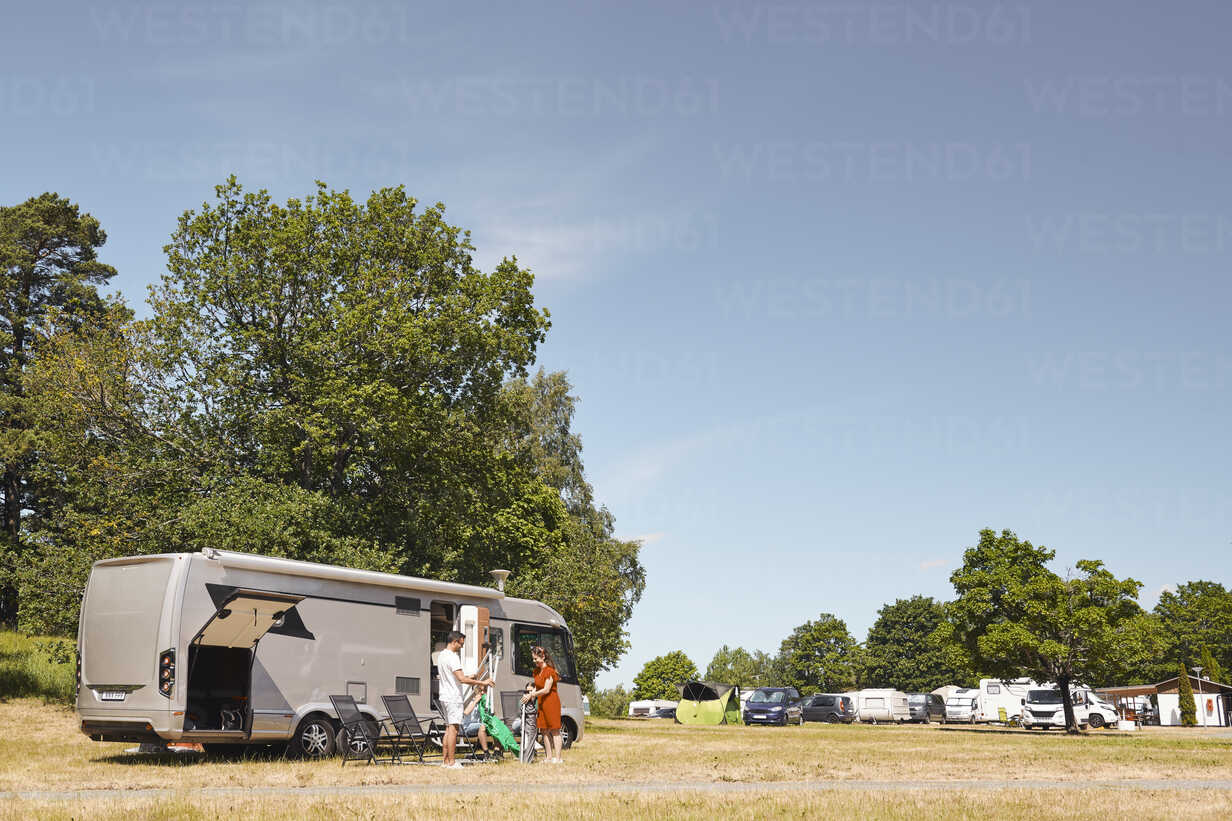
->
[1021,698,1025,705]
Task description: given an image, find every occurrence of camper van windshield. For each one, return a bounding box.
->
[513,625,577,684]
[1029,689,1063,704]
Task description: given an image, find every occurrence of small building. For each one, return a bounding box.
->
[1097,676,1232,727]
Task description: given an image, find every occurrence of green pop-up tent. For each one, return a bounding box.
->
[675,681,742,725]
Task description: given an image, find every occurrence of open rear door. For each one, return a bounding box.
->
[457,605,490,675]
[193,591,306,648]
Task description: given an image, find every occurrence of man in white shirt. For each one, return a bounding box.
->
[437,630,494,768]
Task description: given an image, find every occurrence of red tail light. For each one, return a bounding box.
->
[158,649,175,698]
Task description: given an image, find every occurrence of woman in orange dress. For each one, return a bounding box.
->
[522,645,563,763]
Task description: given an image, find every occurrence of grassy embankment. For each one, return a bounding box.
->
[0,630,74,705]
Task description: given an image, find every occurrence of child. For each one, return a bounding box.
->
[518,681,538,764]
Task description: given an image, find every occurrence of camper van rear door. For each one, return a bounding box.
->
[193,591,306,649]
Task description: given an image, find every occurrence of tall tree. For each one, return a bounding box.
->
[632,651,698,701]
[1177,661,1197,726]
[775,613,858,693]
[1154,581,1232,677]
[1198,646,1224,685]
[861,596,973,691]
[0,193,116,622]
[945,528,1142,733]
[705,645,775,689]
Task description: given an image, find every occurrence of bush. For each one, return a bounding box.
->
[588,685,631,718]
[0,631,76,704]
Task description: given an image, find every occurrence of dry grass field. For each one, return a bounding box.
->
[2,701,1231,819]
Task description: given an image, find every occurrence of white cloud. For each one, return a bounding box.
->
[634,532,666,546]
[919,559,947,570]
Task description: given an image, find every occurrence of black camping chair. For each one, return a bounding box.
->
[380,695,439,763]
[329,694,401,766]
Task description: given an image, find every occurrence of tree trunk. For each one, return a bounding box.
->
[1058,673,1080,734]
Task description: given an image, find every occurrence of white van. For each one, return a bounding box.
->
[1022,686,1119,730]
[856,689,910,723]
[75,549,586,756]
[977,678,1036,723]
[944,688,980,723]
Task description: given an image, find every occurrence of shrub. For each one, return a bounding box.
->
[1178,662,1197,726]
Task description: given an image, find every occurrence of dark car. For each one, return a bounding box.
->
[649,706,677,720]
[743,687,803,726]
[907,693,945,723]
[801,693,855,723]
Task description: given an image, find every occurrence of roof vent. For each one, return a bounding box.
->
[490,569,510,592]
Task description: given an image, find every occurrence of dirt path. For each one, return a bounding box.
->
[10,778,1232,802]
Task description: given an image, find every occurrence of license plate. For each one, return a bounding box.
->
[99,690,126,701]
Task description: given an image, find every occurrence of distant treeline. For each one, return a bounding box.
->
[593,529,1230,713]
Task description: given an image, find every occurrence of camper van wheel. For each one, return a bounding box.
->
[291,715,338,758]
[560,718,576,750]
[1087,714,1105,729]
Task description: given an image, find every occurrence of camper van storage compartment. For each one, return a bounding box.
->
[184,645,251,731]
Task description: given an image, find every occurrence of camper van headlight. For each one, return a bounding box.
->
[158,649,175,698]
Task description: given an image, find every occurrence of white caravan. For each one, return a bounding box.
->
[627,699,677,717]
[944,688,980,723]
[855,689,910,723]
[75,550,585,756]
[977,678,1036,723]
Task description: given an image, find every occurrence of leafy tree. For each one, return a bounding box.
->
[501,370,645,690]
[705,645,775,689]
[16,180,645,674]
[1083,611,1172,686]
[861,596,972,691]
[1154,581,1232,677]
[0,193,116,622]
[632,651,697,701]
[776,613,858,693]
[588,685,631,718]
[1198,646,1224,685]
[946,528,1141,733]
[1178,661,1197,726]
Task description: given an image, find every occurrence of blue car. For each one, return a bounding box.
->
[743,687,803,726]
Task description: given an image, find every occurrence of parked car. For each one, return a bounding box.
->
[801,693,855,723]
[743,687,803,726]
[907,693,945,723]
[649,706,677,720]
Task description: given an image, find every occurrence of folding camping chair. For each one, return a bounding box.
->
[380,695,439,763]
[329,694,401,765]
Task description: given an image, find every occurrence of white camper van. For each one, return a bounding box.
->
[977,678,1036,723]
[855,689,910,723]
[75,550,585,756]
[1022,685,1120,730]
[944,688,980,723]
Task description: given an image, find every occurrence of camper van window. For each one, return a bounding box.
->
[512,625,577,684]
[395,596,421,615]
[987,684,1001,694]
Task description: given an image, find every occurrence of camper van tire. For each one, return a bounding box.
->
[291,714,339,758]
[561,718,576,750]
[1087,713,1105,729]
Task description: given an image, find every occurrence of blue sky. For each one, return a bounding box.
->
[3,1,1229,688]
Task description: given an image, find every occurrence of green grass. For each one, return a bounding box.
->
[0,630,75,704]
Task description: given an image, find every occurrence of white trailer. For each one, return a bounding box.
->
[977,678,1036,723]
[855,689,910,723]
[75,549,586,756]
